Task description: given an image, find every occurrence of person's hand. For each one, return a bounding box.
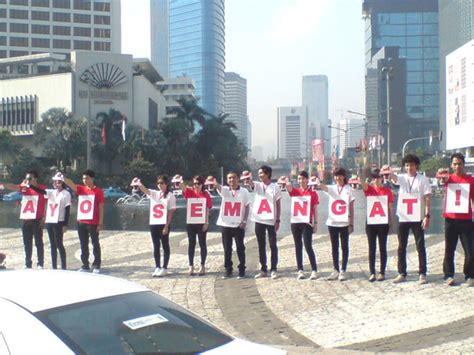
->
[422,216,430,230]
[163,225,169,235]
[312,223,317,233]
[274,221,280,232]
[20,179,29,188]
[202,223,209,232]
[348,225,354,234]
[130,177,141,187]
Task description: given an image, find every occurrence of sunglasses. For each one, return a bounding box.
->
[193,182,201,186]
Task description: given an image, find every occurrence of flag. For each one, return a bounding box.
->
[101,126,106,145]
[121,116,127,141]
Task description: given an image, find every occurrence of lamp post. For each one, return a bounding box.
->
[86,75,92,169]
[381,65,394,166]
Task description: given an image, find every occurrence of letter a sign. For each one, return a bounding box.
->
[291,196,311,223]
[397,193,421,222]
[20,196,39,220]
[446,183,470,214]
[186,198,206,224]
[366,196,388,225]
[77,195,95,220]
[251,195,274,222]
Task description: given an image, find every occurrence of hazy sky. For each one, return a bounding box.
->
[121,0,366,157]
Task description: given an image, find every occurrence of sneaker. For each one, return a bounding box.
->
[92,268,101,274]
[327,270,339,280]
[270,271,278,279]
[338,271,347,281]
[36,265,43,270]
[309,271,319,280]
[222,270,232,279]
[198,265,206,276]
[237,272,245,279]
[254,271,268,279]
[466,278,474,287]
[392,274,406,284]
[446,277,455,286]
[152,267,161,277]
[297,270,305,280]
[23,265,31,269]
[188,266,195,276]
[368,274,376,282]
[78,267,89,272]
[377,273,385,282]
[419,274,428,285]
[158,268,168,277]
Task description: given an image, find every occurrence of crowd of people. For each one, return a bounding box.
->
[1,153,473,287]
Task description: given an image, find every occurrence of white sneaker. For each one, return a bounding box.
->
[92,268,101,274]
[152,267,161,277]
[466,278,474,287]
[297,270,305,280]
[327,270,339,280]
[158,268,168,277]
[419,274,428,285]
[338,271,347,281]
[270,271,278,279]
[254,271,268,279]
[36,265,43,270]
[309,271,319,280]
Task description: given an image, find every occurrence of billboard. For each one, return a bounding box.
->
[446,40,474,150]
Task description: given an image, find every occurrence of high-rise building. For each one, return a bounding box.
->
[0,0,121,70]
[150,0,225,116]
[246,116,252,153]
[338,118,366,158]
[362,0,439,159]
[302,75,330,157]
[277,106,307,160]
[224,72,248,149]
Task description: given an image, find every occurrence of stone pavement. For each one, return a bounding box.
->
[1,227,474,354]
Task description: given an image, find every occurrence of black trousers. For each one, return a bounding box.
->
[365,224,389,275]
[22,219,44,268]
[46,222,67,269]
[222,226,246,273]
[291,223,317,271]
[397,221,427,276]
[328,226,349,272]
[77,223,101,269]
[255,222,278,272]
[150,224,171,269]
[443,218,474,279]
[186,224,207,266]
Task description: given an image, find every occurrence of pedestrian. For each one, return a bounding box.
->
[248,165,282,279]
[64,170,104,274]
[180,175,212,276]
[213,172,251,279]
[284,171,319,280]
[318,168,355,281]
[389,154,431,284]
[131,175,176,277]
[360,168,394,282]
[439,153,474,286]
[2,170,46,269]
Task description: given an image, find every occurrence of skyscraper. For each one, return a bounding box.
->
[277,106,307,160]
[224,71,248,149]
[150,0,225,116]
[362,0,439,158]
[0,0,121,67]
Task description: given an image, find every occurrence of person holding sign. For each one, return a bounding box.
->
[2,170,46,269]
[439,153,474,287]
[360,168,394,282]
[64,170,104,274]
[180,175,212,276]
[132,175,176,277]
[389,154,431,284]
[248,165,282,279]
[213,172,251,279]
[284,171,319,280]
[29,172,71,270]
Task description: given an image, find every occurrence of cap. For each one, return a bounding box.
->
[308,176,319,186]
[171,174,183,183]
[204,176,216,185]
[52,172,64,181]
[240,170,252,180]
[277,176,288,184]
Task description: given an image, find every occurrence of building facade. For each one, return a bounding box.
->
[363,0,439,159]
[224,72,248,149]
[0,0,121,70]
[155,76,195,119]
[150,0,225,116]
[277,106,307,160]
[338,118,366,159]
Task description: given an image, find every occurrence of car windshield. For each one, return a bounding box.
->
[35,291,232,354]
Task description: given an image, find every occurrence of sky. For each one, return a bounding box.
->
[121,0,366,158]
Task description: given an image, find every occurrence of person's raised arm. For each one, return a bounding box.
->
[283,176,293,193]
[360,170,370,192]
[131,177,150,196]
[1,181,20,191]
[63,177,78,193]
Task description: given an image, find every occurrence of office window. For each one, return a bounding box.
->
[10,23,29,33]
[53,12,70,22]
[94,28,110,38]
[10,0,29,5]
[74,27,91,36]
[94,15,110,25]
[73,13,90,23]
[53,25,70,35]
[0,0,5,4]
[74,40,91,50]
[32,24,50,34]
[0,36,6,46]
[94,41,110,51]
[0,50,6,58]
[73,0,90,10]
[94,2,110,12]
[53,0,70,8]
[32,11,50,21]
[10,50,28,57]
[32,38,50,48]
[9,9,29,19]
[0,9,5,18]
[0,23,6,32]
[10,37,29,47]
[53,39,70,49]
[32,0,50,7]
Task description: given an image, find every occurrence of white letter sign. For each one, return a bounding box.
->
[77,195,95,220]
[186,198,206,224]
[251,195,274,222]
[397,193,422,222]
[149,198,168,225]
[367,196,388,225]
[20,196,39,220]
[290,196,311,223]
[446,183,470,214]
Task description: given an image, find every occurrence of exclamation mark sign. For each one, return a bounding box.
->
[455,190,461,206]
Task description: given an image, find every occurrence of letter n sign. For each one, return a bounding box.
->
[290,196,311,223]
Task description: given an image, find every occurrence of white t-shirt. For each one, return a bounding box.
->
[217,186,251,227]
[45,189,72,222]
[250,181,282,226]
[325,184,355,227]
[148,189,177,225]
[395,173,431,219]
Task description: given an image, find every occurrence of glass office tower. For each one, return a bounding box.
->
[151,0,225,116]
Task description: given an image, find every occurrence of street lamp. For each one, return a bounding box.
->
[381,65,394,166]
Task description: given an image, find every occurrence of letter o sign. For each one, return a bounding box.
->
[80,200,92,213]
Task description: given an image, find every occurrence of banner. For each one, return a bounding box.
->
[45,201,60,224]
[328,196,349,223]
[220,201,243,225]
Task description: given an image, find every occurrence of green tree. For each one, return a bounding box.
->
[123,154,157,187]
[420,156,450,177]
[7,147,49,183]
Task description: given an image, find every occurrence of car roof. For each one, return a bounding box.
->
[0,270,148,313]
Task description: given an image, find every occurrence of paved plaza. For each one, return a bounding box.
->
[1,227,474,354]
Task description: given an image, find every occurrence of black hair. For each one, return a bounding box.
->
[26,170,39,179]
[333,167,348,184]
[82,169,95,178]
[259,165,272,179]
[157,175,170,198]
[401,154,420,167]
[227,171,238,179]
[192,175,205,190]
[451,152,465,164]
[298,170,309,179]
[370,168,381,179]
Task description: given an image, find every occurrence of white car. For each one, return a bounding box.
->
[0,270,286,354]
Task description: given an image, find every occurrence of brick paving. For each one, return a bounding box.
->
[1,227,474,354]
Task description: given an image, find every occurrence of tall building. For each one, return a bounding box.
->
[224,72,248,149]
[150,0,225,116]
[155,76,195,119]
[246,116,252,153]
[0,0,121,70]
[362,0,439,160]
[338,118,365,158]
[277,106,307,160]
[302,75,330,157]
[439,0,474,155]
